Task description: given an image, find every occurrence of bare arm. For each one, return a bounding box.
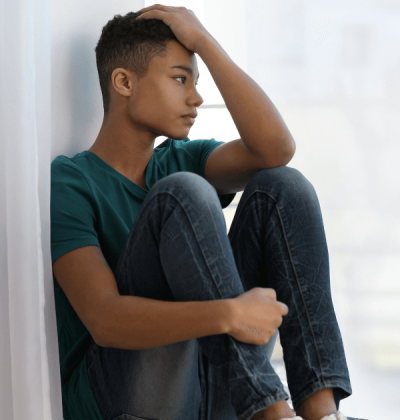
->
[196,34,295,166]
[100,295,229,350]
[52,245,231,350]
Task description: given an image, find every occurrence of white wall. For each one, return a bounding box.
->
[51,0,145,161]
[50,2,143,417]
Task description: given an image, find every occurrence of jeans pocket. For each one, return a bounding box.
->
[112,415,158,420]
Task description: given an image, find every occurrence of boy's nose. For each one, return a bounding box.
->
[189,90,203,108]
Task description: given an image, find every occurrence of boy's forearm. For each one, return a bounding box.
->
[98,295,232,350]
[195,35,296,166]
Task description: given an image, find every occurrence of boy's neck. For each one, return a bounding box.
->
[89,115,155,189]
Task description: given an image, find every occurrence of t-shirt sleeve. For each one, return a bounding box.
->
[50,159,100,264]
[183,138,236,209]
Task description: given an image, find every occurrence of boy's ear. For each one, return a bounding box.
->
[111,68,136,97]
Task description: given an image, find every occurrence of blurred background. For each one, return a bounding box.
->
[2,0,398,418]
[146,0,400,418]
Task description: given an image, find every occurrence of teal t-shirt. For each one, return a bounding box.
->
[50,137,236,420]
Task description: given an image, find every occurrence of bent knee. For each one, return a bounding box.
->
[152,171,220,204]
[246,166,316,198]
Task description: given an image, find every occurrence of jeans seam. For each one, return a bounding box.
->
[200,385,205,420]
[116,189,226,298]
[232,188,327,385]
[87,360,94,373]
[273,197,327,383]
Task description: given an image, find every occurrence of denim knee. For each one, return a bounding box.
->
[245,166,318,206]
[150,171,222,212]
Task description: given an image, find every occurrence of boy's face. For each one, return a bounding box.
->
[115,39,203,140]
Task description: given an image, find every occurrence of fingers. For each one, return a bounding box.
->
[259,288,288,316]
[136,4,171,20]
[263,288,277,301]
[137,4,185,14]
[278,301,289,316]
[137,4,170,13]
[136,9,168,21]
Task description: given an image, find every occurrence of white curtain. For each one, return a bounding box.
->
[0,0,63,418]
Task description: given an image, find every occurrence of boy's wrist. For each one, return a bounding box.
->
[218,298,235,335]
[194,33,219,57]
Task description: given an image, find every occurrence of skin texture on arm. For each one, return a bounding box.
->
[195,34,296,167]
[52,245,232,350]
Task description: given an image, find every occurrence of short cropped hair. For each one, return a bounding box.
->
[95,11,179,116]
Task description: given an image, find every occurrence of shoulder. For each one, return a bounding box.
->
[51,153,96,209]
[51,153,86,174]
[51,153,91,188]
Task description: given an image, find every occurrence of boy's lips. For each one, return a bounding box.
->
[181,112,197,125]
[182,116,195,125]
[181,111,198,119]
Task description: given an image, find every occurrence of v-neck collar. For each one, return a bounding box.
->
[82,150,155,195]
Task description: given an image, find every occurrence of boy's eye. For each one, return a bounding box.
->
[174,76,199,86]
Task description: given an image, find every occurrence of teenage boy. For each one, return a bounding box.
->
[51,5,353,420]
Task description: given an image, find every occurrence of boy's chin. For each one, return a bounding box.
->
[166,129,191,140]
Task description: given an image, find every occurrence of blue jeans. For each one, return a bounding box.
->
[86,167,352,420]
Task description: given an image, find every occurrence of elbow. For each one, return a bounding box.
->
[283,138,296,165]
[93,327,108,347]
[91,296,121,348]
[263,136,296,168]
[92,317,114,348]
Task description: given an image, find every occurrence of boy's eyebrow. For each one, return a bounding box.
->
[171,65,200,80]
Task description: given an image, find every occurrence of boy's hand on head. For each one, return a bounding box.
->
[136,4,212,53]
